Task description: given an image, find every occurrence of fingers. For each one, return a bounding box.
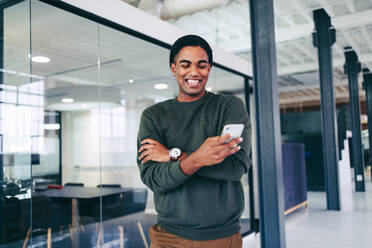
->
[141,138,158,145]
[223,145,241,157]
[230,137,243,147]
[138,139,169,164]
[138,143,152,163]
[213,146,241,162]
[141,155,152,164]
[219,133,232,144]
[139,150,151,161]
[138,144,154,153]
[220,137,243,151]
[212,145,241,163]
[215,137,243,158]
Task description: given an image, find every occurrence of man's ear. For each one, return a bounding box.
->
[171,63,176,75]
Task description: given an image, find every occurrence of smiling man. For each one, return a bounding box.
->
[137,35,251,248]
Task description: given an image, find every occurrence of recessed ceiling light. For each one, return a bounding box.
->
[43,123,61,130]
[206,87,212,91]
[82,104,87,108]
[31,56,50,63]
[62,98,74,103]
[154,83,168,90]
[129,78,134,84]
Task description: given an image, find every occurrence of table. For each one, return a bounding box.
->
[38,186,131,247]
[40,186,130,199]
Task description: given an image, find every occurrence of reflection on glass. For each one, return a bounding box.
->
[1,0,253,247]
[0,0,32,246]
[30,1,101,247]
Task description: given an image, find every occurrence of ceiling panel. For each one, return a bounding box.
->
[4,0,372,109]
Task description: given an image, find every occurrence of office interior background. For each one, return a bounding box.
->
[1,0,372,247]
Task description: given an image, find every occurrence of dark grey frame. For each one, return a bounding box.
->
[0,0,256,239]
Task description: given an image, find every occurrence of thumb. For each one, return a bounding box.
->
[220,133,232,144]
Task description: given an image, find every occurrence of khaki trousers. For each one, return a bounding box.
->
[149,224,242,248]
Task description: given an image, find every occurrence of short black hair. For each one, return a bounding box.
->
[169,35,213,67]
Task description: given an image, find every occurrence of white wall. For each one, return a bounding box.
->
[61,108,146,188]
[32,137,60,177]
[3,137,60,180]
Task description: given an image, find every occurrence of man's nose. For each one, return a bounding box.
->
[190,66,199,76]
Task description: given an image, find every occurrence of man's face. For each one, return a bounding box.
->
[171,46,211,102]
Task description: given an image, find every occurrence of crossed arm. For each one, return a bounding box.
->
[138,134,243,176]
[137,99,251,193]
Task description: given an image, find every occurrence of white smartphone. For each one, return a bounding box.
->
[221,124,244,143]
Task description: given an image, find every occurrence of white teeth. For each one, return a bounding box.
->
[187,79,199,85]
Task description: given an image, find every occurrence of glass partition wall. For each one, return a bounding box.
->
[0,0,254,247]
[0,0,33,246]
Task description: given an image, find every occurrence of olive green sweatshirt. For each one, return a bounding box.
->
[137,91,251,241]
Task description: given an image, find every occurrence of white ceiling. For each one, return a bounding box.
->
[1,0,248,111]
[3,0,372,110]
[128,0,372,106]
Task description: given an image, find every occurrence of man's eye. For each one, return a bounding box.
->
[181,64,189,68]
[199,64,207,69]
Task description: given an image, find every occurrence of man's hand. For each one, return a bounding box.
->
[193,134,243,166]
[139,138,170,164]
[180,134,243,175]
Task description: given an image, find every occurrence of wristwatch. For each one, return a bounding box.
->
[169,148,181,161]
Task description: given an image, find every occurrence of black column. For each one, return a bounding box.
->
[363,68,372,181]
[344,48,365,192]
[0,6,4,244]
[249,0,286,247]
[312,9,341,210]
[0,4,3,85]
[244,77,256,232]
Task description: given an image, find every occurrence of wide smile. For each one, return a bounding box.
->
[185,79,202,88]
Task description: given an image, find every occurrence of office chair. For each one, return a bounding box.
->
[23,195,72,247]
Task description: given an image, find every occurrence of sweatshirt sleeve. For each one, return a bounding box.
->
[196,97,251,181]
[137,108,190,193]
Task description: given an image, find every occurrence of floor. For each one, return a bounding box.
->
[243,181,372,248]
[4,212,251,247]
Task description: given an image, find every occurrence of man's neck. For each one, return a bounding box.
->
[177,91,206,103]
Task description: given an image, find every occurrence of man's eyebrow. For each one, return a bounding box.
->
[178,59,209,64]
[198,60,209,64]
[179,60,191,64]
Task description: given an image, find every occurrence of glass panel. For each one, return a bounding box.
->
[0,0,32,246]
[2,1,253,247]
[96,23,174,247]
[29,0,101,247]
[96,23,252,246]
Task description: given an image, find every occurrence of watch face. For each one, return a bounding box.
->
[170,148,181,159]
